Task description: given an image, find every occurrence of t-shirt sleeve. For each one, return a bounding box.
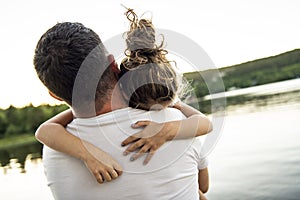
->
[193,138,209,170]
[197,155,208,170]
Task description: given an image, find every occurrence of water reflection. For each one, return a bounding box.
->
[0,142,42,174]
[198,79,300,114]
[0,156,53,200]
[0,79,300,200]
[206,103,300,200]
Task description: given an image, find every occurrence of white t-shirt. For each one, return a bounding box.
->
[43,107,208,200]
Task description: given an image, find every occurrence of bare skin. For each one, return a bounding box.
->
[198,168,209,199]
[199,190,208,200]
[36,109,122,184]
[122,101,213,164]
[36,102,212,183]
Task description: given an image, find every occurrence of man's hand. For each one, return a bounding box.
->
[121,120,179,165]
[81,141,123,184]
[199,190,208,200]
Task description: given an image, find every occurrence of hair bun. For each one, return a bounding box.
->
[124,9,160,55]
[122,9,168,70]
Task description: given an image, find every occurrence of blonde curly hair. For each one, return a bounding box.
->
[119,9,179,110]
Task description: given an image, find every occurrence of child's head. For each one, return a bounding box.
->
[119,9,179,110]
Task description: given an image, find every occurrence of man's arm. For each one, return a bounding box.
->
[199,189,208,200]
[121,102,213,164]
[198,168,209,194]
[35,109,122,184]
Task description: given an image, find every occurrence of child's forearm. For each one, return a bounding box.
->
[35,109,93,161]
[169,102,213,139]
[121,103,213,158]
[35,109,123,183]
[36,122,123,183]
[44,109,74,126]
[36,122,89,161]
[35,109,86,158]
[175,115,212,139]
[120,102,213,164]
[173,101,203,117]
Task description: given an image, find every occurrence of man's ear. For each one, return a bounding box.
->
[48,91,63,101]
[107,54,120,74]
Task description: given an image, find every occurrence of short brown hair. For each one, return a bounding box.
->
[34,22,114,111]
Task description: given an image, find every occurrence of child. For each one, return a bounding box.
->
[35,8,211,198]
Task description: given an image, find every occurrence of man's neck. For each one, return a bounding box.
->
[72,84,127,118]
[95,84,127,115]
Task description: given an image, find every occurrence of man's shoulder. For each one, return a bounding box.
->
[139,107,186,123]
[160,107,185,115]
[70,107,185,128]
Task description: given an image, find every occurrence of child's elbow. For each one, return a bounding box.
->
[35,123,47,143]
[206,118,213,133]
[35,127,42,142]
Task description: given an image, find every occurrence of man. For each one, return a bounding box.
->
[34,22,208,200]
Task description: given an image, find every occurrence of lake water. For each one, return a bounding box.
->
[206,104,300,200]
[1,79,300,200]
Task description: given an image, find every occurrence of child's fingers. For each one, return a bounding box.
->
[123,139,144,155]
[109,169,119,179]
[101,170,112,182]
[143,149,156,165]
[115,168,123,176]
[130,145,150,161]
[121,121,154,146]
[131,120,151,128]
[95,173,104,184]
[121,134,140,146]
[113,163,123,176]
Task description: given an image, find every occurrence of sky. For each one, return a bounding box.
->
[0,0,299,109]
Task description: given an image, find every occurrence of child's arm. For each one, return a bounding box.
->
[172,101,213,138]
[35,109,122,184]
[121,102,213,164]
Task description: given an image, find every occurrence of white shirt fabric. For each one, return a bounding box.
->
[43,107,208,200]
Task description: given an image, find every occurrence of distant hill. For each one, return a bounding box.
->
[183,49,300,98]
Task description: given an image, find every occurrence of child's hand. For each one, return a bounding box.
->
[81,141,123,184]
[121,120,179,165]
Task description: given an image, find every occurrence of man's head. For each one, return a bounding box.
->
[34,22,117,113]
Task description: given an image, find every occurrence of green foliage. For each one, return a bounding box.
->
[0,49,299,139]
[184,49,300,98]
[0,114,8,138]
[0,134,37,150]
[0,104,68,139]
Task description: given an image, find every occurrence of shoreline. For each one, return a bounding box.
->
[0,134,38,150]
